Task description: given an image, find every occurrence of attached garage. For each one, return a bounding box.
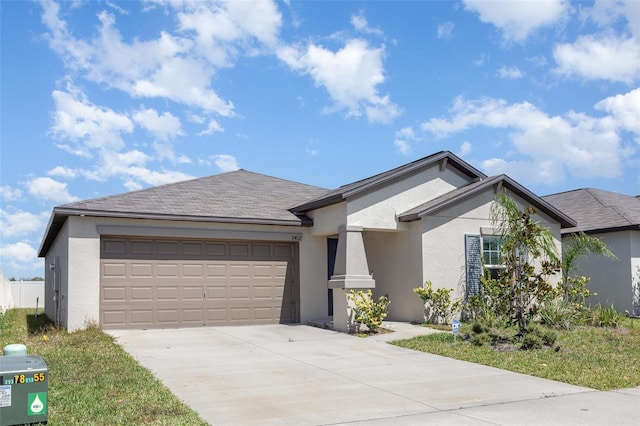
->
[100,237,299,329]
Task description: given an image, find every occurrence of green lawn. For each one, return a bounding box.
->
[391,318,640,390]
[0,308,208,425]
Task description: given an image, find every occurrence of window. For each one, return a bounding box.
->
[482,236,504,280]
[482,236,502,266]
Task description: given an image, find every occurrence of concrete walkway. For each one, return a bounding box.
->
[108,323,639,425]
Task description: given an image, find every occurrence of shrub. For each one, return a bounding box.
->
[471,322,485,334]
[471,332,492,347]
[414,280,461,324]
[526,324,557,346]
[520,333,543,350]
[589,304,621,328]
[348,290,390,333]
[538,298,579,329]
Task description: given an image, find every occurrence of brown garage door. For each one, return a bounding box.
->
[100,237,299,329]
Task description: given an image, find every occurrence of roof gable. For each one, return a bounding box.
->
[543,188,640,234]
[290,151,486,213]
[399,174,576,228]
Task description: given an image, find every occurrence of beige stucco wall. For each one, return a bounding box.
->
[347,166,470,230]
[44,221,69,328]
[298,233,330,321]
[364,223,424,322]
[46,216,327,331]
[420,189,563,302]
[307,203,346,236]
[573,230,639,313]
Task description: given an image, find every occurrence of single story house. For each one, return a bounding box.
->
[543,188,640,315]
[39,151,575,331]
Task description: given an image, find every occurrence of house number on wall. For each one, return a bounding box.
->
[291,235,302,241]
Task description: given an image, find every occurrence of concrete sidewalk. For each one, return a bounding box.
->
[109,323,639,425]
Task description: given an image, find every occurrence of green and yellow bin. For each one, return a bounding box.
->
[0,347,48,425]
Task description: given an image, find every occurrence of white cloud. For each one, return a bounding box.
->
[422,96,626,184]
[458,141,472,156]
[437,21,455,40]
[497,65,524,79]
[278,39,400,123]
[27,177,79,203]
[595,87,640,135]
[0,242,42,271]
[41,1,236,115]
[351,12,383,36]
[553,35,640,84]
[51,87,133,154]
[198,119,224,135]
[213,154,240,172]
[47,166,77,178]
[0,210,50,239]
[0,186,23,201]
[589,0,640,39]
[393,127,420,155]
[175,0,282,50]
[463,0,569,42]
[132,108,183,141]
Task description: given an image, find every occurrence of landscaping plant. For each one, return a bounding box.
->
[347,289,390,333]
[490,191,560,334]
[413,280,461,324]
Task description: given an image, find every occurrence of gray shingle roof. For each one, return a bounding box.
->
[59,169,328,222]
[291,151,486,213]
[543,188,640,234]
[39,170,329,256]
[399,174,576,228]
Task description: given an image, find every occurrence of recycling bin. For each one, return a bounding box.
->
[0,355,48,425]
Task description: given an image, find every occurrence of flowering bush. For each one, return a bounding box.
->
[413,280,461,324]
[347,290,390,333]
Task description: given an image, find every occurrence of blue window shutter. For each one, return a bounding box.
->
[465,234,482,296]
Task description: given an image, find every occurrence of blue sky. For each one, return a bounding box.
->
[1,0,639,279]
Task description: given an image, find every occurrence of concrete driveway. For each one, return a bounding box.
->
[108,323,639,425]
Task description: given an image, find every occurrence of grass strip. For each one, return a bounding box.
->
[391,318,640,391]
[1,308,208,425]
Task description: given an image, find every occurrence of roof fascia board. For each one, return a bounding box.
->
[399,175,577,228]
[342,152,485,199]
[561,225,640,236]
[52,207,306,226]
[292,151,487,214]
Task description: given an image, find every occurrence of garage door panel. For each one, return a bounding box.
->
[103,287,126,302]
[229,244,250,256]
[182,286,204,300]
[157,264,179,277]
[206,286,227,299]
[103,311,126,327]
[103,262,127,277]
[101,238,299,329]
[130,263,153,277]
[131,241,153,255]
[157,287,179,300]
[130,287,153,301]
[130,310,153,325]
[157,241,178,255]
[157,310,179,324]
[183,264,205,277]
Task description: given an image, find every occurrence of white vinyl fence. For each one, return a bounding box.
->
[1,270,44,311]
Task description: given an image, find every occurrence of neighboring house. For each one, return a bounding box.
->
[39,151,575,332]
[543,188,640,315]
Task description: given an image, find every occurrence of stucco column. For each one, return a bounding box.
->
[329,225,375,332]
